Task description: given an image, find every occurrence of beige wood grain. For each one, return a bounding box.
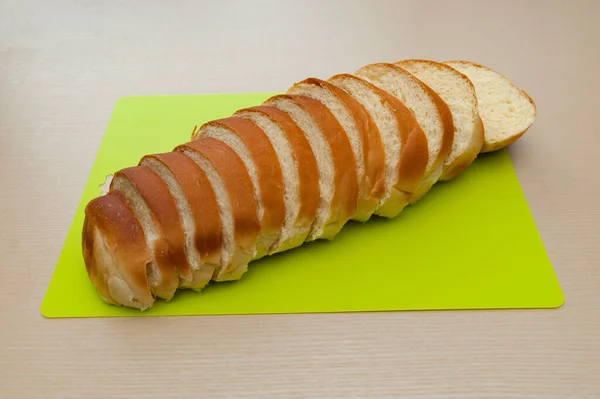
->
[1,0,599,397]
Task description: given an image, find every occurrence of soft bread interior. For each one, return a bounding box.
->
[399,61,481,179]
[139,157,213,290]
[328,75,404,217]
[264,96,334,241]
[235,110,307,252]
[178,148,235,279]
[445,61,536,152]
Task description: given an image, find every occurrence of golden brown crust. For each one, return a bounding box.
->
[290,78,386,219]
[203,117,285,242]
[81,212,113,304]
[267,94,359,236]
[481,128,524,153]
[140,152,222,270]
[176,138,261,273]
[111,167,184,299]
[82,192,154,310]
[235,105,320,227]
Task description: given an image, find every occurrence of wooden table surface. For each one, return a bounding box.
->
[1,1,599,397]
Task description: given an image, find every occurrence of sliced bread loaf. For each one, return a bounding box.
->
[194,117,285,259]
[287,78,386,221]
[328,74,428,217]
[397,59,484,181]
[234,106,319,253]
[355,63,454,202]
[82,192,154,310]
[140,152,222,291]
[110,166,185,300]
[444,60,536,153]
[263,94,358,241]
[176,138,260,281]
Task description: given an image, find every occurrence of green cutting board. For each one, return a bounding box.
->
[41,93,564,318]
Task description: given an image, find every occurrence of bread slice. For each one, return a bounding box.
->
[110,166,186,300]
[328,74,428,217]
[234,105,319,253]
[263,94,358,241]
[444,60,536,153]
[140,152,222,291]
[397,59,484,181]
[194,117,285,259]
[287,78,386,221]
[176,138,260,281]
[354,63,454,202]
[82,192,154,310]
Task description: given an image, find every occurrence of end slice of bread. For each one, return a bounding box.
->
[195,117,285,259]
[328,74,428,218]
[82,192,154,310]
[264,94,358,241]
[110,167,187,300]
[444,60,536,153]
[234,106,319,253]
[355,63,454,202]
[140,152,222,291]
[397,59,484,181]
[176,138,261,281]
[288,78,386,221]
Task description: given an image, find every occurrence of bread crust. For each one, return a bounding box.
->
[111,166,185,299]
[199,117,285,258]
[444,60,536,153]
[234,105,319,251]
[176,138,261,280]
[265,94,359,239]
[289,78,386,221]
[140,152,222,289]
[82,192,154,310]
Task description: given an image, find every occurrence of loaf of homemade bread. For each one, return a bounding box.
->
[82,59,536,310]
